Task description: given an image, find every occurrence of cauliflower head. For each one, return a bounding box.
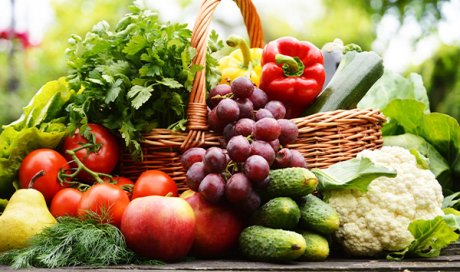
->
[327,146,444,256]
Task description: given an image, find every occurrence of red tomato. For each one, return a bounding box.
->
[78,183,130,227]
[62,123,119,181]
[132,170,178,199]
[19,148,70,203]
[50,188,83,218]
[103,176,135,198]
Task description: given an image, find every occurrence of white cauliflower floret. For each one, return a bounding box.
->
[327,146,444,256]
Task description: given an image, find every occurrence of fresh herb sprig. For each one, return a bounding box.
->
[0,216,163,268]
[65,4,222,159]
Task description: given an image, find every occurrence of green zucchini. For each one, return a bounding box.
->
[305,51,384,114]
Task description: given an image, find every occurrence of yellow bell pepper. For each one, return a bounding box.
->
[218,35,263,86]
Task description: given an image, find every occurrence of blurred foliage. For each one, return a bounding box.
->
[261,1,375,51]
[363,0,446,34]
[408,44,460,122]
[0,0,130,128]
[0,0,458,128]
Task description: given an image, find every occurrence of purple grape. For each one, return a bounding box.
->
[208,107,225,133]
[235,98,254,119]
[216,98,240,124]
[198,173,226,203]
[264,100,286,119]
[236,191,261,214]
[274,148,292,169]
[225,173,253,204]
[255,108,274,120]
[225,153,231,165]
[223,123,236,143]
[249,87,268,110]
[289,149,307,168]
[277,119,299,146]
[269,139,280,153]
[250,140,275,166]
[234,118,255,137]
[227,135,251,163]
[244,155,270,184]
[203,147,227,173]
[185,162,207,191]
[231,76,255,99]
[181,147,206,170]
[254,117,281,142]
[209,84,232,108]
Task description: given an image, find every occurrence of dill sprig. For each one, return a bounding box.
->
[0,216,164,268]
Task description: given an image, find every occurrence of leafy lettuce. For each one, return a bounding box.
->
[0,78,72,199]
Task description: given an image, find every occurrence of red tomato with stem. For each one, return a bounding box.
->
[62,123,119,181]
[78,183,130,227]
[103,176,135,198]
[19,148,70,203]
[132,170,178,199]
[50,188,83,218]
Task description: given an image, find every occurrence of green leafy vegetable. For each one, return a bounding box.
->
[409,149,430,170]
[382,99,460,192]
[0,216,163,268]
[442,214,460,231]
[358,71,460,193]
[312,157,396,193]
[387,216,459,261]
[358,70,430,113]
[9,78,73,129]
[0,78,72,199]
[443,192,460,209]
[65,5,222,159]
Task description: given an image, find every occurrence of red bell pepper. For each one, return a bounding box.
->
[259,37,325,118]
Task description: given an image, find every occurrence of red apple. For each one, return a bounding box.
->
[120,195,196,262]
[181,190,246,258]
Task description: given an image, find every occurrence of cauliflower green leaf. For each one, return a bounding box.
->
[312,157,396,193]
[387,216,459,260]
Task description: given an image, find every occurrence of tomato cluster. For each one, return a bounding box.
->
[18,123,177,227]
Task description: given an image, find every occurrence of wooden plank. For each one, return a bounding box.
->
[1,244,459,271]
[2,256,460,272]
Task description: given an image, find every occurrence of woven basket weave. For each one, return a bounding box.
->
[119,0,385,191]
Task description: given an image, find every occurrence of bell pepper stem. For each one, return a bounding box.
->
[226,34,251,68]
[275,54,305,77]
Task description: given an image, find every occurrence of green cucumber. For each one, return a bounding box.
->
[298,230,330,261]
[239,225,306,262]
[298,194,340,235]
[250,197,300,230]
[263,167,318,199]
[305,50,384,114]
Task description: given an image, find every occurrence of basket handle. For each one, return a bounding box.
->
[181,0,264,150]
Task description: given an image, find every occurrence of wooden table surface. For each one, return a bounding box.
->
[1,243,458,271]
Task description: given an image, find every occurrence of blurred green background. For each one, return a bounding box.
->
[0,0,459,128]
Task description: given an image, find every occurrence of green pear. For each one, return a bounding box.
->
[0,189,57,252]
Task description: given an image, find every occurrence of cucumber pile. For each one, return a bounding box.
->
[238,167,339,263]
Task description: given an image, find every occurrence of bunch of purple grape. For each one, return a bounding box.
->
[180,76,306,213]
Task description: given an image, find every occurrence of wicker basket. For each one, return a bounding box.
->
[119,0,386,191]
